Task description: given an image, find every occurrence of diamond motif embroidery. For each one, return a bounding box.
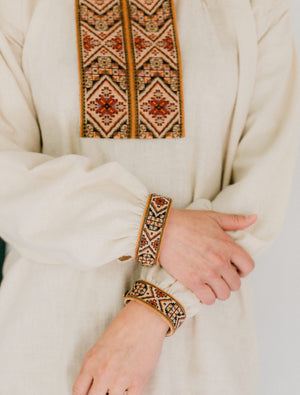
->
[75,0,184,138]
[123,280,186,336]
[134,0,162,13]
[140,82,178,135]
[87,79,128,135]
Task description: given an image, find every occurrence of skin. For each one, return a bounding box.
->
[72,209,257,395]
[158,209,257,304]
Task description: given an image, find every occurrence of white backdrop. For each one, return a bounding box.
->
[252,1,300,394]
[1,2,299,394]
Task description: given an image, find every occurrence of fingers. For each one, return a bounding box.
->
[209,211,257,231]
[195,282,217,305]
[193,253,244,304]
[88,382,142,395]
[86,366,118,395]
[220,264,242,291]
[204,276,231,301]
[73,376,142,395]
[197,273,240,305]
[72,371,93,395]
[230,244,255,277]
[88,381,108,395]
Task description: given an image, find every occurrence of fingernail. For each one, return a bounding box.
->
[246,214,257,220]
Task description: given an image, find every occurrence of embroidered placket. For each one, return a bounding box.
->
[75,0,185,138]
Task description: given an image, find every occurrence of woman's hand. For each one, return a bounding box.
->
[159,209,257,305]
[72,299,169,395]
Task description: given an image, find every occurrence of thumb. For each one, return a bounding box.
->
[209,211,258,231]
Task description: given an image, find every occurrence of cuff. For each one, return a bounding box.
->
[123,279,186,337]
[136,263,205,319]
[134,193,173,267]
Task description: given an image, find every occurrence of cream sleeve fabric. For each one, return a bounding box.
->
[134,0,300,319]
[0,4,152,270]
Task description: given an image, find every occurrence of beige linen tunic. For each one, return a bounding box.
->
[0,0,299,394]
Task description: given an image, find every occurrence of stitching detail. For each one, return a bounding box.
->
[135,193,172,267]
[123,279,186,336]
[74,0,185,138]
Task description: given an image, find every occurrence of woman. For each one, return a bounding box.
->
[0,0,299,394]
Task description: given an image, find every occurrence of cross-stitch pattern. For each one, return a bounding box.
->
[123,279,186,336]
[75,0,185,138]
[135,193,173,267]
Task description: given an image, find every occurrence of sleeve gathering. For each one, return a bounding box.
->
[0,6,168,272]
[1,0,299,338]
[124,0,300,335]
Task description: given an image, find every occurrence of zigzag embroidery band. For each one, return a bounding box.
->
[135,193,173,267]
[123,279,186,336]
[75,0,185,138]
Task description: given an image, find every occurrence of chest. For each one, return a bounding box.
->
[22,0,241,142]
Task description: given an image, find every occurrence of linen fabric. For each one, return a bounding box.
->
[0,0,299,394]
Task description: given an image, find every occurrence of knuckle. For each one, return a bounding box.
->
[206,269,219,281]
[195,291,204,301]
[131,376,146,389]
[188,267,199,282]
[114,370,128,384]
[190,273,204,289]
[109,384,123,393]
[231,214,242,224]
[224,239,236,253]
[212,253,228,268]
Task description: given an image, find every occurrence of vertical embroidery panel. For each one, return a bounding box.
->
[75,0,185,138]
[131,0,185,138]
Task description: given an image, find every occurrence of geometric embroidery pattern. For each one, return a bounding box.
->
[75,0,185,138]
[123,279,186,336]
[135,193,173,267]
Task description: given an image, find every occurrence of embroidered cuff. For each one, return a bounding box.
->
[123,279,186,337]
[135,193,173,267]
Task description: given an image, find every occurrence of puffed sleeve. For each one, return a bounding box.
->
[0,3,173,270]
[124,0,300,336]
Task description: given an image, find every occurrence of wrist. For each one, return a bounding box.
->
[159,207,177,255]
[123,280,186,336]
[124,299,170,336]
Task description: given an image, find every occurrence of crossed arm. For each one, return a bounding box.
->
[72,209,257,395]
[72,0,300,392]
[0,0,299,394]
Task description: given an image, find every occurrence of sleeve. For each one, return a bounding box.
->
[124,0,300,336]
[0,5,172,271]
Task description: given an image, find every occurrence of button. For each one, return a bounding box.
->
[118,255,132,262]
